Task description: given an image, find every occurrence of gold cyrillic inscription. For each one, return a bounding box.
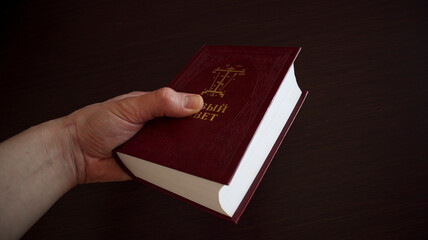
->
[192,103,228,122]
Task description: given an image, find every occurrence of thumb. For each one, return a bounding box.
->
[110,87,204,124]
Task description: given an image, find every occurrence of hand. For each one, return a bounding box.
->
[63,87,204,184]
[0,87,203,239]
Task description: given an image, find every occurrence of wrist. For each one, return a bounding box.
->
[56,113,88,184]
[41,118,81,188]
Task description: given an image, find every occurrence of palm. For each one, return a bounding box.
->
[72,101,144,183]
[66,88,202,183]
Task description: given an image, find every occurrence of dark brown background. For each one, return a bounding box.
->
[1,0,426,239]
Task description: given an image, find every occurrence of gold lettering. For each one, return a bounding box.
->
[192,111,203,119]
[218,104,228,113]
[202,103,228,113]
[192,111,217,121]
[209,113,218,121]
[200,112,210,121]
[193,103,228,121]
[205,104,218,112]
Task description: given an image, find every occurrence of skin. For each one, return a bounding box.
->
[0,87,203,240]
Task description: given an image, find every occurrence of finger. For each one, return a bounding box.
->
[105,91,148,103]
[109,87,203,124]
[85,157,132,183]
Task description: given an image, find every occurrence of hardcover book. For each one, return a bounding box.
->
[114,45,308,223]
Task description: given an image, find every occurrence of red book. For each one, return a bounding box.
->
[114,46,308,223]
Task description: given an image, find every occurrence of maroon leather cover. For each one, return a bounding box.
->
[116,45,301,185]
[114,90,308,223]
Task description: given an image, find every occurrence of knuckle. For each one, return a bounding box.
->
[154,87,176,106]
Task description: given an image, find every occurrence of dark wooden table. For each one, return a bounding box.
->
[1,0,426,239]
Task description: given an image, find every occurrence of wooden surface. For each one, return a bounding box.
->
[1,0,426,239]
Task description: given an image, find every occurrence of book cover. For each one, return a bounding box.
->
[115,45,307,222]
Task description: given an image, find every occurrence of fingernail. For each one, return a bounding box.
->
[183,94,202,110]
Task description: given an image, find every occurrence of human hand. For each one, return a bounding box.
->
[0,87,203,239]
[61,87,203,184]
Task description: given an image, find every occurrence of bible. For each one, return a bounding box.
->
[114,46,308,223]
